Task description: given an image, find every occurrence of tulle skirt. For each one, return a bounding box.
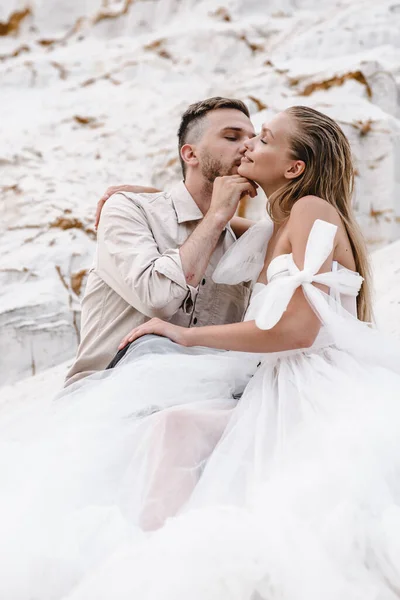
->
[1,334,400,600]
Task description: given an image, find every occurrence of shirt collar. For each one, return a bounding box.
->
[170,181,236,239]
[170,181,204,224]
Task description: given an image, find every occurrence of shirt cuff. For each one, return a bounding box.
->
[154,249,199,314]
[181,283,198,314]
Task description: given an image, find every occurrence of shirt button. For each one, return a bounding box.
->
[193,317,198,325]
[202,278,206,285]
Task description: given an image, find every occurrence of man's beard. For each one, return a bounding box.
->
[200,151,237,183]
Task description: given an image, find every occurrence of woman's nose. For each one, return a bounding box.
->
[243,137,254,151]
[239,142,247,154]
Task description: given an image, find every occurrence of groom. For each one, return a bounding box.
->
[65,97,257,386]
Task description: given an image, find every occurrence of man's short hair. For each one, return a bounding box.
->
[177,97,250,178]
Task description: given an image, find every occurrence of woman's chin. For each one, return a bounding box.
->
[237,162,251,177]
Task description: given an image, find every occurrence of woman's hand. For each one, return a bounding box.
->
[95,184,161,229]
[118,318,190,350]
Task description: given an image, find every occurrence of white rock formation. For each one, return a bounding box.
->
[372,238,400,337]
[0,0,399,387]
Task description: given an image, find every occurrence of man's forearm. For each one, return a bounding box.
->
[179,213,227,287]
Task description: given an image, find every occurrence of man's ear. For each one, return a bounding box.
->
[180,144,199,169]
[284,160,305,180]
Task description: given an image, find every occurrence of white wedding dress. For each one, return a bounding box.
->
[2,219,400,600]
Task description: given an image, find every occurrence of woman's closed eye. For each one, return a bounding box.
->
[260,138,268,145]
[225,137,238,141]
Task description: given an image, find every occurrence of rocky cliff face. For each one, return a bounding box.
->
[1,0,399,387]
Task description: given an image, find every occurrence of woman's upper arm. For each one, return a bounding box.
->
[278,197,340,347]
[230,216,256,238]
[287,196,340,275]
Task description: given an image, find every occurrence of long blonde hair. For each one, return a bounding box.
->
[268,105,372,322]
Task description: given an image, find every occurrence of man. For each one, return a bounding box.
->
[65,97,257,386]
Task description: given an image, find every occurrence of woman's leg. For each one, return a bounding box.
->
[139,404,234,531]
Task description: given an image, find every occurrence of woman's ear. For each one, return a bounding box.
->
[180,144,199,169]
[284,160,305,180]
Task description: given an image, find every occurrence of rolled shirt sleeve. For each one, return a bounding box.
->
[96,193,198,319]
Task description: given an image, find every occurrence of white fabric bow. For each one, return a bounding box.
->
[248,219,364,330]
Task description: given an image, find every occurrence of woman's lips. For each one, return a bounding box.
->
[241,155,253,163]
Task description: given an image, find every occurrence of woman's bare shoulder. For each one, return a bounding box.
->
[288,196,356,269]
[289,196,341,225]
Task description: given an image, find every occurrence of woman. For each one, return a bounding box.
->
[2,106,400,600]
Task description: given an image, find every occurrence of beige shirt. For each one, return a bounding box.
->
[65,182,251,386]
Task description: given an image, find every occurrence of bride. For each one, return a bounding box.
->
[2,106,400,600]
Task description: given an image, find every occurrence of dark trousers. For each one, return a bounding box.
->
[106,343,132,369]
